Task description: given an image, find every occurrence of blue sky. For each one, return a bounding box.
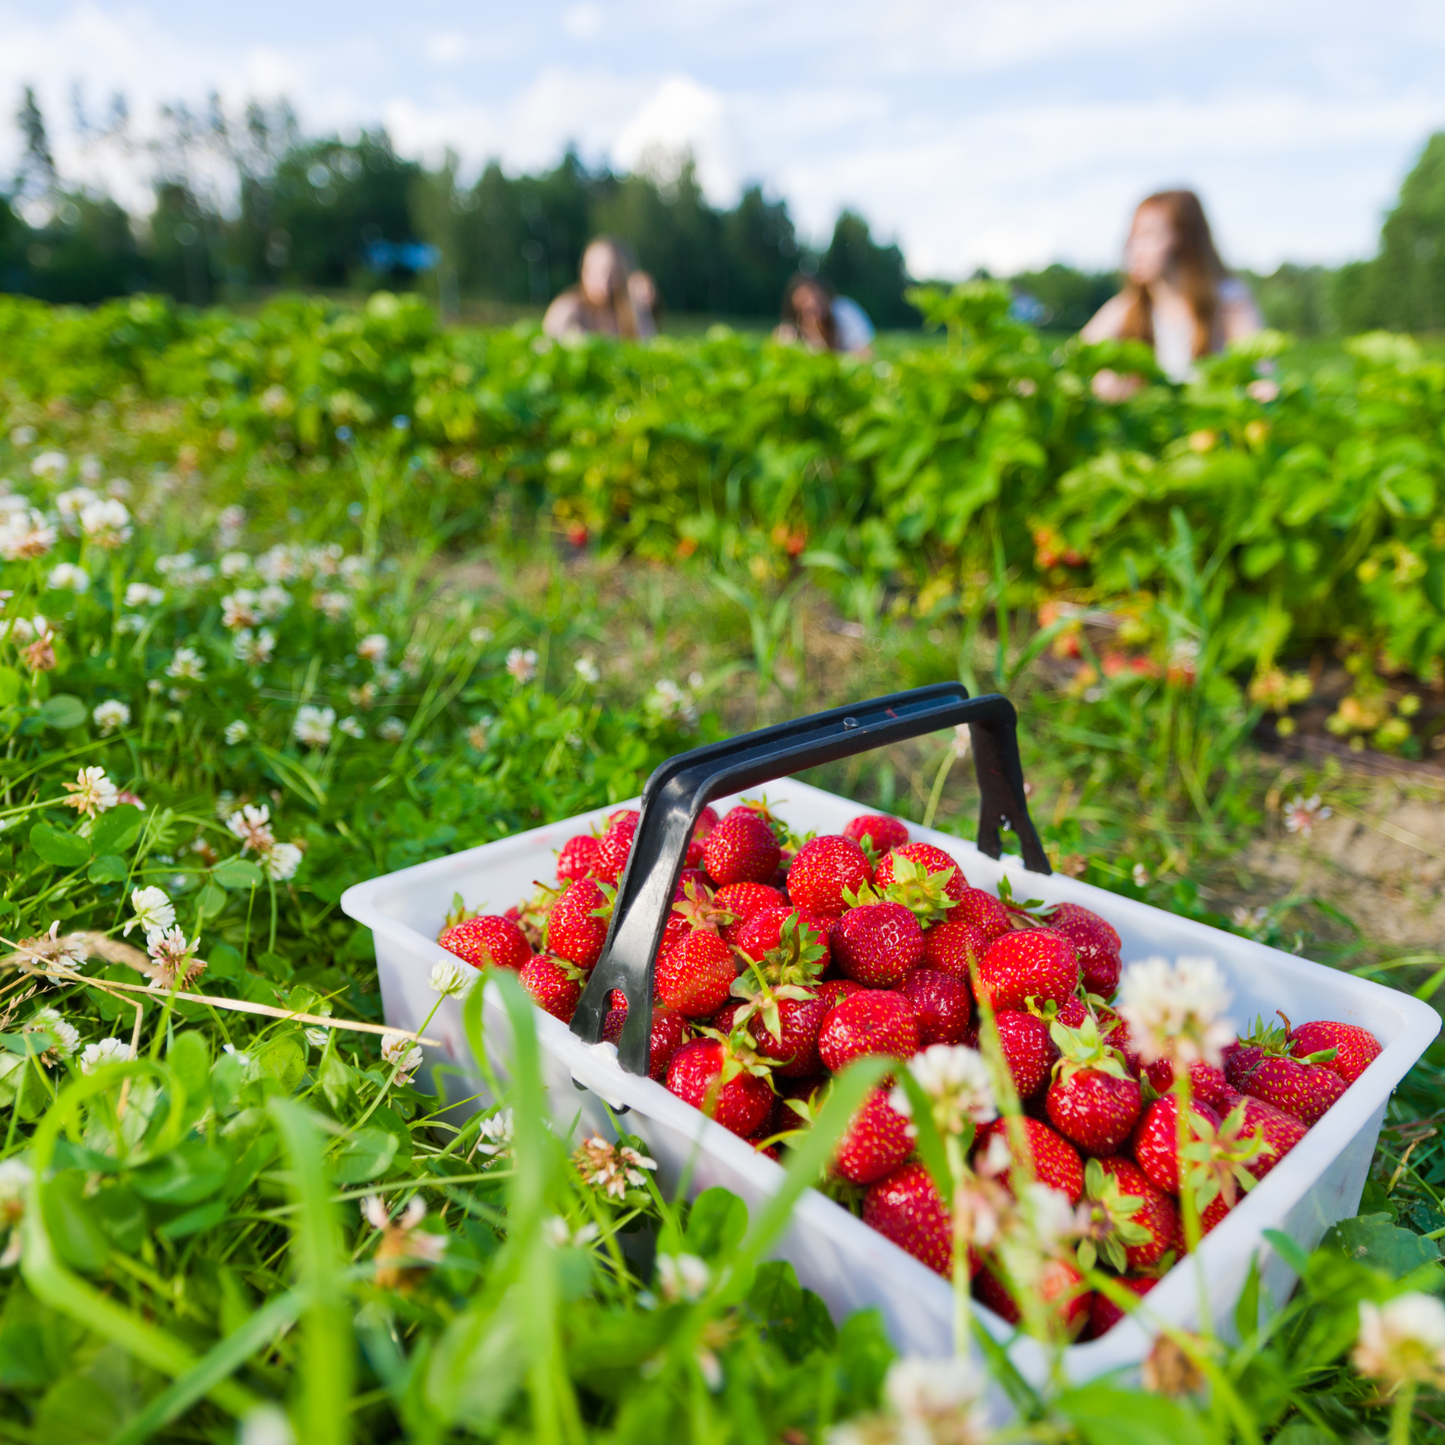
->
[3,0,1444,277]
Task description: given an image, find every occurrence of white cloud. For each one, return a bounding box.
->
[425,32,469,65]
[563,3,605,41]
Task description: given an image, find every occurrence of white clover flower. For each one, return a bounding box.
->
[1132,863,1150,887]
[314,590,350,620]
[466,718,491,751]
[224,720,250,745]
[25,1006,80,1060]
[166,647,206,682]
[374,666,404,693]
[338,715,365,739]
[256,545,300,583]
[116,614,145,634]
[657,1253,710,1303]
[233,628,276,667]
[0,509,57,560]
[124,582,164,607]
[891,1044,997,1138]
[10,424,37,446]
[81,1037,133,1074]
[340,555,369,587]
[219,550,251,579]
[293,705,335,748]
[228,803,276,854]
[645,677,699,728]
[145,927,205,990]
[63,765,119,819]
[357,633,390,664]
[574,655,601,685]
[474,1108,514,1159]
[221,590,260,629]
[429,961,472,997]
[574,1135,659,1198]
[1355,1294,1445,1389]
[124,885,176,939]
[305,1027,330,1049]
[93,699,130,734]
[32,451,70,479]
[377,717,407,742]
[381,1033,423,1085]
[79,498,132,548]
[1020,1181,1079,1253]
[543,1215,601,1249]
[308,543,342,576]
[256,585,290,619]
[260,842,302,881]
[47,562,89,592]
[1116,955,1235,1067]
[469,625,493,645]
[238,1404,295,1445]
[1283,793,1332,839]
[884,1355,987,1430]
[506,647,538,684]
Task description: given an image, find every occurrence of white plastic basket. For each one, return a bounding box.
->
[341,776,1439,1383]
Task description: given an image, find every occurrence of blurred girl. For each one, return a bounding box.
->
[1082,190,1261,398]
[543,236,657,340]
[775,274,874,355]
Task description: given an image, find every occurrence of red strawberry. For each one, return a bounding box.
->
[816,978,865,1010]
[1217,1092,1307,1180]
[833,1086,914,1185]
[438,914,532,972]
[991,1009,1059,1099]
[786,835,873,916]
[1142,1058,1235,1112]
[1289,1019,1380,1085]
[900,968,972,1046]
[1042,902,1122,999]
[1130,1096,1223,1195]
[976,1116,1085,1203]
[1094,1157,1177,1269]
[750,996,829,1077]
[545,879,612,969]
[817,990,919,1073]
[520,954,585,1021]
[875,842,967,901]
[843,814,910,853]
[919,918,991,978]
[976,929,1080,1011]
[1055,995,1089,1029]
[608,988,629,1011]
[975,1257,1088,1334]
[656,930,738,1018]
[832,902,924,987]
[1088,1276,1156,1338]
[1222,1040,1261,1090]
[593,816,638,884]
[703,811,781,887]
[555,834,601,883]
[863,1162,952,1277]
[711,999,748,1035]
[950,887,1015,942]
[666,1037,774,1137]
[714,882,785,943]
[607,808,641,829]
[693,804,721,837]
[601,1004,690,1081]
[734,903,830,967]
[1235,1052,1345,1126]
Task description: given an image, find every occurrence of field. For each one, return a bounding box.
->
[1,286,1444,1443]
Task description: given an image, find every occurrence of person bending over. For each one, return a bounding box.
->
[775,274,874,356]
[1081,189,1261,399]
[543,236,657,340]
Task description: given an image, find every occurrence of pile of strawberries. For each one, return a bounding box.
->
[437,800,1382,1340]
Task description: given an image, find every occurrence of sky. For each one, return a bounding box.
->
[2,0,1444,278]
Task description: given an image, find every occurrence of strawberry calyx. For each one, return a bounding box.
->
[1048,1015,1132,1083]
[588,881,618,920]
[737,794,808,852]
[844,851,958,924]
[734,913,828,996]
[995,875,1045,917]
[1180,1102,1273,1212]
[671,879,735,935]
[442,890,487,930]
[1076,1158,1153,1273]
[696,1024,782,1086]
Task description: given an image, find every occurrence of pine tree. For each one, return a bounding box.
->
[14,86,57,202]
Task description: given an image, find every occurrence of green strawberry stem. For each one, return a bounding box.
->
[1173,1062,1204,1257]
[1390,1380,1417,1445]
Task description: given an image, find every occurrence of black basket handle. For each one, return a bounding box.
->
[570,682,1050,1074]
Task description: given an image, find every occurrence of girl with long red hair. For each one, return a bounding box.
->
[1082,189,1261,399]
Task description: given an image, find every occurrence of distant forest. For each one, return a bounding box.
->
[4,86,1445,336]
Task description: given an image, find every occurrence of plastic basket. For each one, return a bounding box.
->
[341,685,1439,1384]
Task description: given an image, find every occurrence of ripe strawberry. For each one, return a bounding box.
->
[991,1009,1058,1099]
[519,954,585,1021]
[555,833,601,884]
[833,1086,914,1185]
[950,887,1015,942]
[1289,1019,1381,1085]
[1042,902,1122,1000]
[593,815,639,884]
[607,808,641,829]
[1217,1092,1307,1180]
[1088,1276,1156,1338]
[1142,1056,1233,1108]
[1129,1095,1223,1195]
[666,1036,774,1137]
[863,1162,952,1277]
[656,930,738,1018]
[438,914,532,972]
[686,806,721,868]
[832,902,924,987]
[711,1000,748,1035]
[1046,1064,1142,1158]
[919,918,991,978]
[608,988,628,1011]
[545,879,612,969]
[875,842,967,902]
[786,834,874,917]
[734,904,830,967]
[703,811,782,887]
[817,990,919,1073]
[816,978,865,1010]
[601,1004,690,1082]
[1095,1157,1177,1269]
[715,882,785,943]
[976,929,1080,1011]
[976,1116,1084,1203]
[843,813,910,854]
[1222,1040,1260,1090]
[1054,995,1089,1028]
[1228,1016,1346,1125]
[750,996,830,1077]
[975,1257,1088,1334]
[899,968,971,1045]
